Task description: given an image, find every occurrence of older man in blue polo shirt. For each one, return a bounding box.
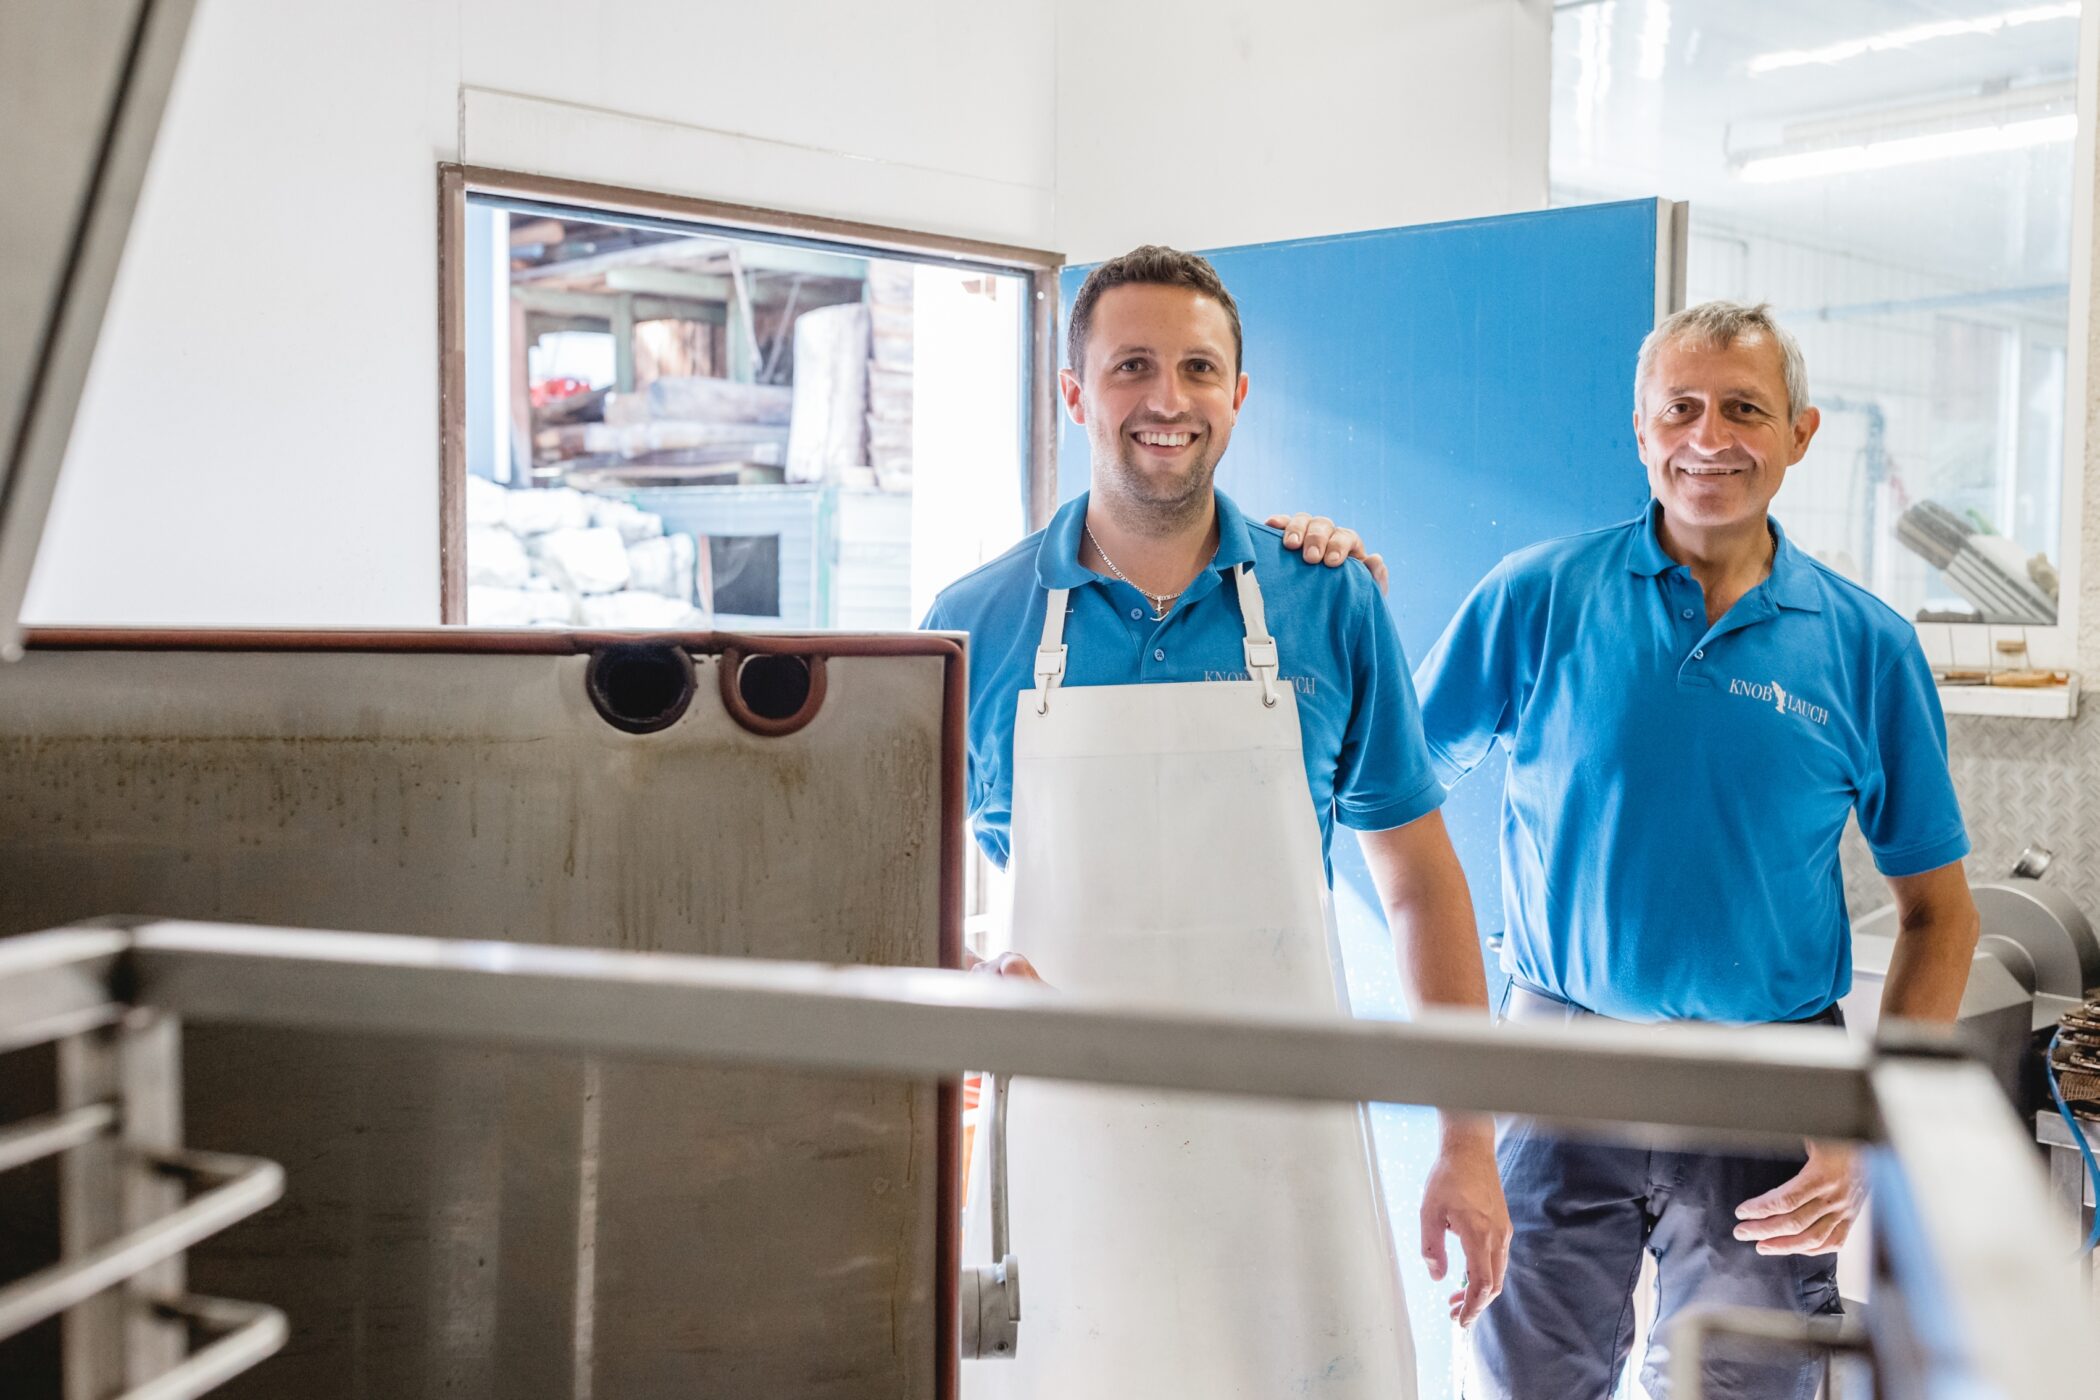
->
[1414,300,1981,1400]
[925,245,1508,1399]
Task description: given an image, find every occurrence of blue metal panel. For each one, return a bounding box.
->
[1058,200,1660,1395]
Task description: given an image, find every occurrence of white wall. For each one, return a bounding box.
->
[23,0,1548,626]
[1053,0,1551,259]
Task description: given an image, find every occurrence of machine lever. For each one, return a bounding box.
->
[960,1072,1019,1360]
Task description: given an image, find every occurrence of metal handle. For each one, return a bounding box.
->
[0,1102,116,1173]
[0,1147,283,1342]
[120,1294,289,1400]
[961,1072,1020,1360]
[989,1072,1011,1264]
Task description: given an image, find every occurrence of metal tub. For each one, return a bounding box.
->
[0,628,964,1399]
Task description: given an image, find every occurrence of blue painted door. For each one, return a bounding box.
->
[1057,199,1661,1396]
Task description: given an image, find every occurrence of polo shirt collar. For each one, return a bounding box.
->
[1035,489,1259,590]
[1623,498,1823,614]
[1624,498,1675,578]
[1765,517,1822,613]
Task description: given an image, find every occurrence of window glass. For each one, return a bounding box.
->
[1553,0,2081,624]
[462,195,1032,630]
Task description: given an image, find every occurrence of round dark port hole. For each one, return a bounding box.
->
[586,644,696,734]
[737,653,814,723]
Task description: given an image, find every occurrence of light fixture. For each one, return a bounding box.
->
[1748,2,2079,77]
[1736,112,2075,182]
[1637,0,1671,82]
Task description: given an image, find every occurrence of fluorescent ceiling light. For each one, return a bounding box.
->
[1748,3,2079,76]
[1737,112,2076,182]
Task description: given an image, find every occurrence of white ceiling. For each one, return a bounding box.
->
[1550,0,2082,287]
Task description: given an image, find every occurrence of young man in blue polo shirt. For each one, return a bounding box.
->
[925,246,1508,1399]
[1413,301,1981,1400]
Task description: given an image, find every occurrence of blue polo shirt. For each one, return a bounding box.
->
[1414,501,1970,1024]
[923,490,1444,872]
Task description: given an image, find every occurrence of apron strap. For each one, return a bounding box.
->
[1033,588,1070,714]
[1233,565,1281,709]
[1032,570,1277,714]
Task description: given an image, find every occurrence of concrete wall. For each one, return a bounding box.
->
[22,0,1551,627]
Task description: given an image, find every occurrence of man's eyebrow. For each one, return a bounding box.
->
[1663,384,1777,402]
[1103,341,1230,364]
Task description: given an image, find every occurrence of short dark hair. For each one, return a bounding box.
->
[1066,245,1243,377]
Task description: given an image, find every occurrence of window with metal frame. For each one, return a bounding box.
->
[437,166,1061,635]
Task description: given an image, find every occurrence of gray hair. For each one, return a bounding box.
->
[1635,300,1811,421]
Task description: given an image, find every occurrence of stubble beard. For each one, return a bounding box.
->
[1091,429,1221,538]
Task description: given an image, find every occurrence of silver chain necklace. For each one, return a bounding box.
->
[1084,522,1207,622]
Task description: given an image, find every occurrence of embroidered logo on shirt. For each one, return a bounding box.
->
[1205,669,1316,696]
[1728,677,1829,726]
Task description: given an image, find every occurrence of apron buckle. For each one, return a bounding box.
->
[1033,644,1067,714]
[1243,638,1280,708]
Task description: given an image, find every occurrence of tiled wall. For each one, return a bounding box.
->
[1843,709,2100,917]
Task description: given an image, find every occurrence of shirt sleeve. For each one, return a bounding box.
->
[1411,560,1522,787]
[1855,639,1971,877]
[1332,574,1446,832]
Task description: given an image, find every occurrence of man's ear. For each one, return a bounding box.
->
[1059,368,1086,425]
[1631,409,1647,459]
[1232,371,1249,417]
[1790,405,1822,463]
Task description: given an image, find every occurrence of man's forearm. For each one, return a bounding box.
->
[1877,863,1981,1024]
[1392,882,1491,1017]
[1395,881,1495,1148]
[1878,913,1977,1022]
[1357,812,1489,1015]
[1356,812,1492,1144]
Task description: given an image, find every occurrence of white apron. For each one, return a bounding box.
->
[963,564,1416,1399]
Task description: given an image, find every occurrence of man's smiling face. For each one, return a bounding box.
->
[1634,331,1818,536]
[1061,283,1248,521]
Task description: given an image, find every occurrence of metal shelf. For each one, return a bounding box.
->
[1937,676,2081,719]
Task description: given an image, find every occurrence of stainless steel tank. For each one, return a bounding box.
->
[0,627,964,1398]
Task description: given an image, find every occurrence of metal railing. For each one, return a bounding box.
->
[2,917,2093,1398]
[0,928,284,1400]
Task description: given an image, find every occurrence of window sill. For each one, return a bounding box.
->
[1935,676,2080,720]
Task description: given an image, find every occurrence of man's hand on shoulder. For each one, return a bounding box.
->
[1264,513,1388,593]
[1421,1118,1511,1327]
[1733,1139,1865,1255]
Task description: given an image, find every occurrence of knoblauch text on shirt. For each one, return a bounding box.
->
[1727,677,1830,726]
[1205,669,1317,696]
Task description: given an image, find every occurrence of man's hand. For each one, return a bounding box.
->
[964,949,1050,985]
[1420,1120,1511,1326]
[1733,1139,1864,1255]
[1263,512,1389,593]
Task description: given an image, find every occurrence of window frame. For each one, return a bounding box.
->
[434,162,1064,623]
[1906,8,2097,713]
